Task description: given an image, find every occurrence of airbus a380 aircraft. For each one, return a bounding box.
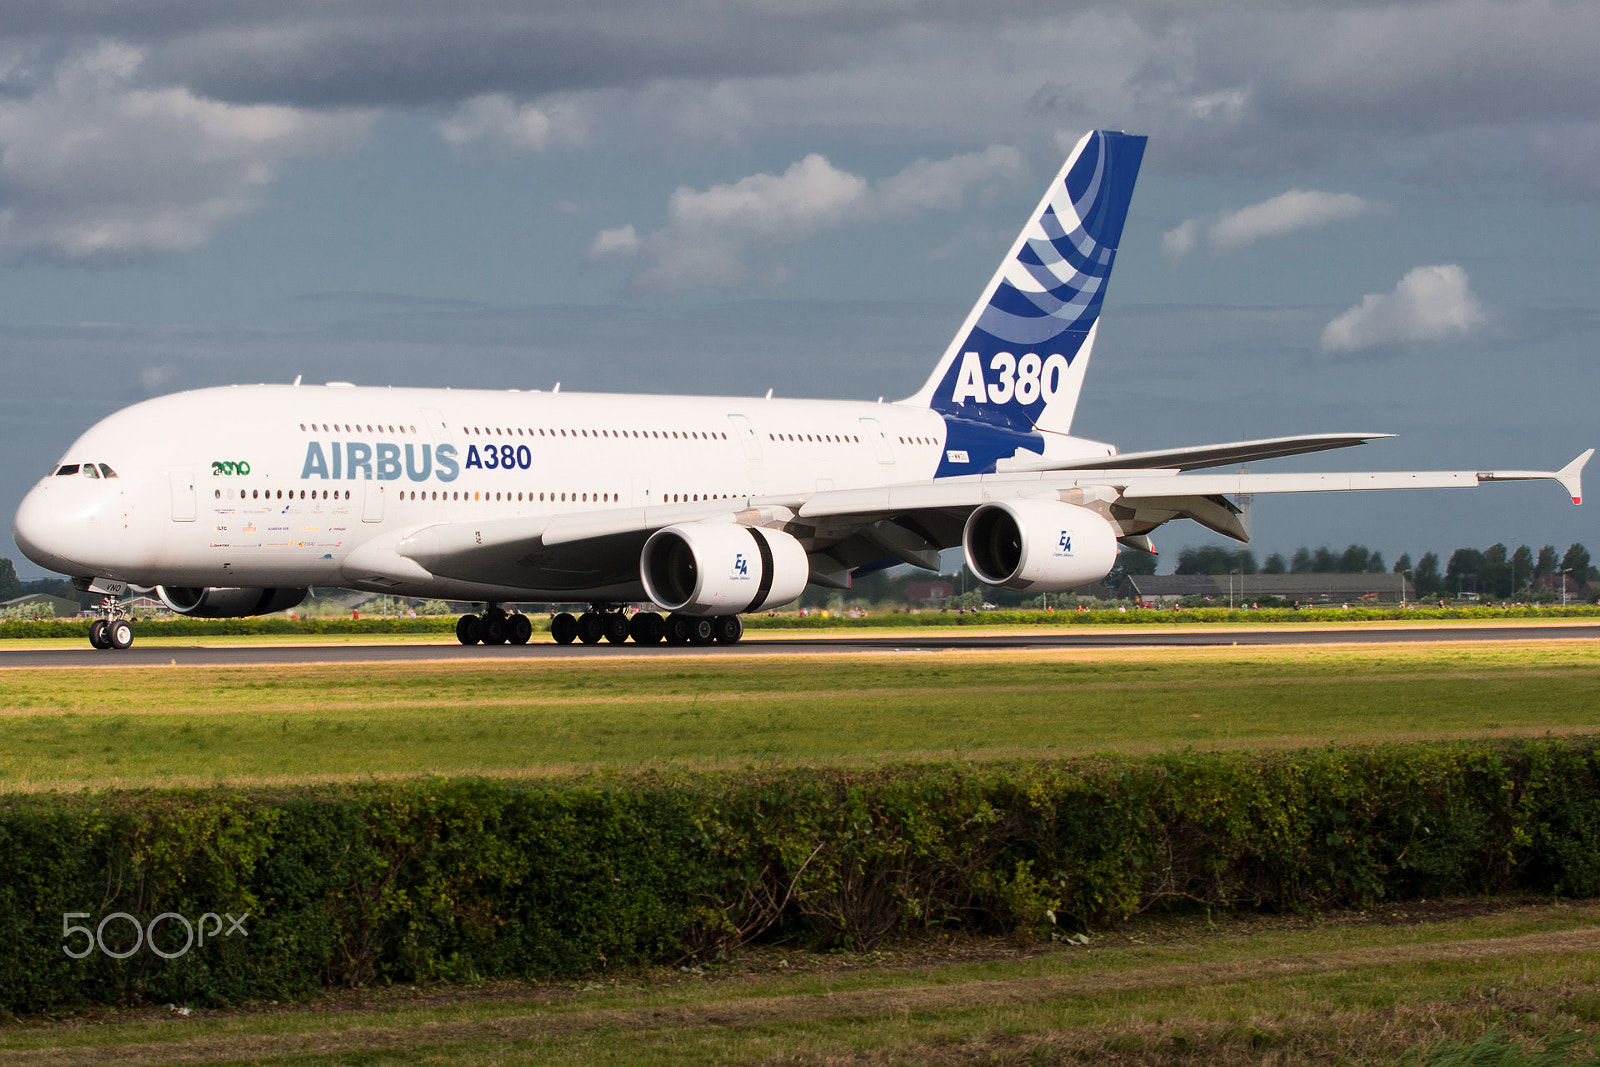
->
[12,131,1592,650]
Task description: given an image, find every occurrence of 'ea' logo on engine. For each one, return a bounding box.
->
[733,552,750,578]
[1057,531,1072,555]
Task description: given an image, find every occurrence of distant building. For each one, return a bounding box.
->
[1127,573,1413,605]
[907,580,954,606]
[0,593,83,617]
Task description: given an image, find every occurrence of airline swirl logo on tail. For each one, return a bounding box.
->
[924,130,1145,477]
[936,130,1141,423]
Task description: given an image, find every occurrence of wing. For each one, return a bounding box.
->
[340,450,1591,596]
[1051,432,1392,472]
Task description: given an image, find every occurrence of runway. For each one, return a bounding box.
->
[3,623,1595,668]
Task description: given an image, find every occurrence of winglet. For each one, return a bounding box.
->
[1558,448,1593,505]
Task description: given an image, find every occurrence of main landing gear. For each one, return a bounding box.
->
[550,607,744,646]
[455,604,534,646]
[87,596,134,651]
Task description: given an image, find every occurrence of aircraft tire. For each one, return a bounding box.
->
[687,615,717,646]
[602,613,630,644]
[629,611,665,644]
[482,614,509,645]
[550,612,578,644]
[508,614,533,645]
[664,613,692,645]
[576,611,605,644]
[108,619,134,650]
[456,614,483,645]
[89,619,111,650]
[714,615,744,644]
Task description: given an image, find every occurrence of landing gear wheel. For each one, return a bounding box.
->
[89,619,111,650]
[629,611,665,644]
[456,614,483,645]
[508,614,533,645]
[107,619,134,650]
[714,615,744,644]
[551,612,578,644]
[664,613,693,645]
[576,611,604,645]
[687,616,717,646]
[602,613,630,644]
[481,614,509,645]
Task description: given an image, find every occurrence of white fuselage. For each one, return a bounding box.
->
[14,383,1116,602]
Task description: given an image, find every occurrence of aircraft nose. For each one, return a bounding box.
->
[12,484,90,574]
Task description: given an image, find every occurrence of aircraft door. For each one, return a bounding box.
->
[168,469,196,521]
[859,417,895,465]
[727,414,763,461]
[362,482,385,523]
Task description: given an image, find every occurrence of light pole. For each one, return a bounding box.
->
[1559,568,1571,607]
[1400,568,1413,607]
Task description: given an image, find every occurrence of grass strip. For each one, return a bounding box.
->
[5,904,1598,1066]
[2,644,1597,790]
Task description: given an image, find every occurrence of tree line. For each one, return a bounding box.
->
[1171,542,1593,600]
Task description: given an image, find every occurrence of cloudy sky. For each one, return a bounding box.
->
[3,0,1596,577]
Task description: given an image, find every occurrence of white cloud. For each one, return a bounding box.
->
[871,145,1022,217]
[0,42,371,260]
[1320,264,1486,352]
[603,146,1020,292]
[587,224,640,261]
[1164,190,1376,259]
[439,93,586,153]
[1161,218,1199,259]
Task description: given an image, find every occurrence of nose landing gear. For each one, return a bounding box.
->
[88,596,134,650]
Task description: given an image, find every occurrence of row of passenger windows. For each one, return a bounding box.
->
[219,489,351,500]
[217,487,733,505]
[300,423,420,434]
[297,420,732,442]
[293,420,938,447]
[55,463,118,479]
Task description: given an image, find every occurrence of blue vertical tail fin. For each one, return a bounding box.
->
[908,130,1145,475]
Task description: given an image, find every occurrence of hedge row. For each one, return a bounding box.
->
[4,739,1600,1012]
[3,604,1596,639]
[0,615,463,639]
[744,604,1600,628]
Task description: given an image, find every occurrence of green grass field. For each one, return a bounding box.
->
[4,902,1598,1065]
[2,640,1597,791]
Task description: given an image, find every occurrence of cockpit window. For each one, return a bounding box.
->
[98,464,118,478]
[55,464,80,476]
[82,463,100,479]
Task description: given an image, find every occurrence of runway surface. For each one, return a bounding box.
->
[4,623,1595,668]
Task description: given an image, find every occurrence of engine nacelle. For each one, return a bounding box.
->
[156,586,309,618]
[963,500,1119,592]
[641,523,809,615]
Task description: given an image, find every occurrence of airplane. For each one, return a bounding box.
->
[12,130,1591,651]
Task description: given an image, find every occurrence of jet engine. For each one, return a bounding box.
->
[641,523,809,615]
[156,586,309,618]
[963,500,1119,592]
